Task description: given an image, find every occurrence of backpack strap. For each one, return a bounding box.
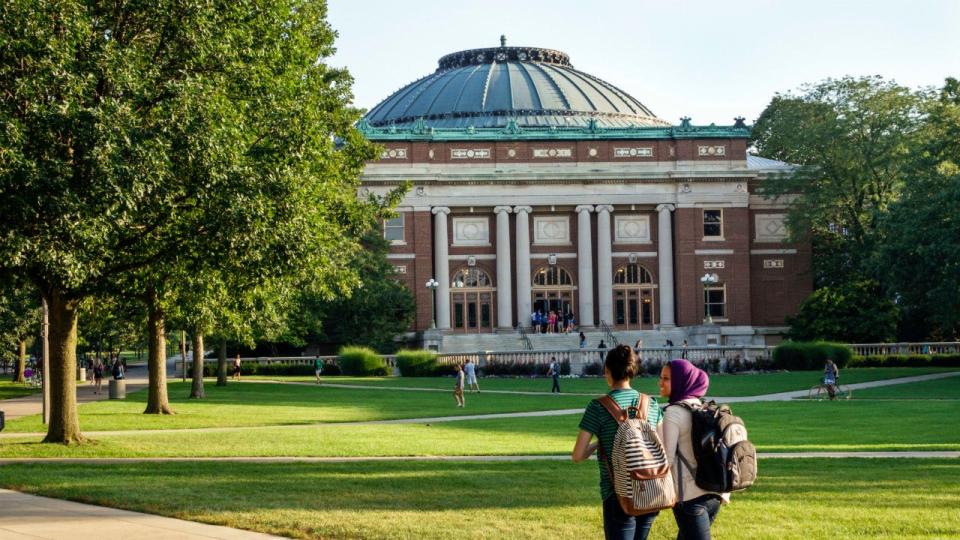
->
[597,395,627,423]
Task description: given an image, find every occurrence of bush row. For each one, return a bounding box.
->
[395,349,451,377]
[337,346,390,376]
[479,360,570,377]
[772,341,853,370]
[848,353,960,368]
[202,361,341,377]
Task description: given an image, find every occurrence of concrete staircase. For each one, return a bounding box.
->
[439,327,689,353]
[438,332,526,353]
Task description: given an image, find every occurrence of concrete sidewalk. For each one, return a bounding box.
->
[0,488,285,539]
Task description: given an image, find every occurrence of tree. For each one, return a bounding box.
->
[0,1,377,443]
[751,76,926,287]
[282,231,415,353]
[0,280,39,383]
[879,78,960,340]
[786,280,899,343]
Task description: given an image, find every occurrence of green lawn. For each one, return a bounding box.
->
[1,381,592,433]
[0,459,956,539]
[852,377,960,399]
[0,380,40,400]
[252,367,958,396]
[2,399,957,458]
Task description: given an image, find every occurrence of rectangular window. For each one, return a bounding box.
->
[703,209,723,238]
[384,214,405,243]
[704,285,726,319]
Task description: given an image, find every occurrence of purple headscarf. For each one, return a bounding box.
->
[668,359,709,403]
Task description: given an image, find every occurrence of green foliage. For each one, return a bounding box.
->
[0,279,38,358]
[786,280,899,342]
[201,362,327,377]
[395,349,445,377]
[772,342,854,370]
[336,346,389,376]
[848,354,960,368]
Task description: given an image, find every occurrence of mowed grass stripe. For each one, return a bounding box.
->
[0,459,956,539]
[1,399,957,458]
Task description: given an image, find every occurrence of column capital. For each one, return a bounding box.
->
[513,205,533,214]
[595,204,614,214]
[575,205,595,214]
[431,206,451,215]
[493,205,513,215]
[656,203,676,213]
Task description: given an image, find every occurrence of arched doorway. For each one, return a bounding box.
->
[613,264,657,329]
[451,267,495,333]
[532,266,576,322]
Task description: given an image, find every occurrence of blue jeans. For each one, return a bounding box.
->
[672,494,721,540]
[603,495,658,540]
[551,375,560,393]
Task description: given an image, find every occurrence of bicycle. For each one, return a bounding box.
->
[807,381,852,401]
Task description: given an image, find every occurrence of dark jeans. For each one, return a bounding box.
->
[603,495,658,540]
[551,375,560,393]
[672,494,721,540]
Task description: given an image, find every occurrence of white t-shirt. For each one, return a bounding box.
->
[464,362,476,381]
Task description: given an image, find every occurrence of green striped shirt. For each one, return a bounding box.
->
[578,388,663,500]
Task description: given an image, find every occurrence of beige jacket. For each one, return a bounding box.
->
[658,398,731,503]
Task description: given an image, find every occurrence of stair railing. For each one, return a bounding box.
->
[598,320,620,347]
[517,325,534,351]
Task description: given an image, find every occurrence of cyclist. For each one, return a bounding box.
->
[822,359,840,400]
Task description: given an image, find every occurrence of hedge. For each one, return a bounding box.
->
[848,353,960,368]
[337,346,389,376]
[772,341,853,370]
[203,361,340,377]
[395,349,449,377]
[480,359,570,377]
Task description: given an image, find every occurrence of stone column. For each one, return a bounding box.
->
[576,205,595,327]
[656,204,676,328]
[514,206,533,328]
[432,207,451,329]
[596,205,614,326]
[494,206,513,329]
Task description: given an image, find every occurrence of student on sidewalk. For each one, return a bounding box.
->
[232,354,242,381]
[93,359,104,395]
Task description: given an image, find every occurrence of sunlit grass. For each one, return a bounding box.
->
[0,380,40,400]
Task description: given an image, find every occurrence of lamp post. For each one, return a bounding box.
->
[700,273,719,325]
[425,278,440,329]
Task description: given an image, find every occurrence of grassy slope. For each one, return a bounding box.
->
[2,400,957,458]
[0,459,956,539]
[251,367,957,396]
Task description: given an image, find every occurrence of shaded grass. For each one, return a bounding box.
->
[2,381,592,433]
[0,459,956,539]
[253,367,958,396]
[1,399,957,458]
[0,380,40,400]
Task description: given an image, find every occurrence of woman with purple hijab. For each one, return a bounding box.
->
[658,359,729,540]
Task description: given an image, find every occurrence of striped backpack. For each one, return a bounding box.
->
[596,394,677,516]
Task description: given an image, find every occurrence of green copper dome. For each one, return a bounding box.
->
[364,41,670,130]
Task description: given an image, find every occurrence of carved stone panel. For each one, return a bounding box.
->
[532,148,572,158]
[614,215,651,243]
[614,147,653,158]
[698,145,726,157]
[453,217,490,246]
[450,148,491,159]
[534,216,570,245]
[755,214,788,242]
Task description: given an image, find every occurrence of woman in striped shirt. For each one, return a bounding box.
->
[572,345,663,540]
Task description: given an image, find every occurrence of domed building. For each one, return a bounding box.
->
[358,38,810,352]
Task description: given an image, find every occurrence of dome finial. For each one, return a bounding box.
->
[500,35,506,47]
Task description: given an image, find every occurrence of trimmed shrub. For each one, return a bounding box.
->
[395,349,443,377]
[772,341,853,370]
[583,361,604,376]
[337,346,389,376]
[201,362,322,377]
[848,353,960,368]
[479,360,569,377]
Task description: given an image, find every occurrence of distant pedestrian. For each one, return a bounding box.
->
[579,332,587,349]
[548,356,561,393]
[232,354,242,381]
[598,340,607,351]
[532,310,541,333]
[314,355,324,384]
[93,359,104,394]
[111,357,124,380]
[454,364,465,407]
[681,340,688,360]
[547,311,557,334]
[465,359,480,393]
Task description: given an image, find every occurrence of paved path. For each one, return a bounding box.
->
[0,488,284,539]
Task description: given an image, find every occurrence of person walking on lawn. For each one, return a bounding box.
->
[572,345,664,539]
[464,359,480,393]
[454,364,466,407]
[548,356,561,393]
[93,359,104,395]
[232,354,242,381]
[314,355,324,384]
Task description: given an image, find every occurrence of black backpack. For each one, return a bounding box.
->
[675,400,757,493]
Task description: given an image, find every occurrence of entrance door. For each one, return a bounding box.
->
[531,266,576,331]
[612,264,657,330]
[451,268,495,333]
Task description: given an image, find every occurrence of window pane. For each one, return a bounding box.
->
[707,289,725,303]
[384,216,404,241]
[703,210,722,237]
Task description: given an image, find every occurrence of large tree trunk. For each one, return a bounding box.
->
[216,337,228,387]
[190,330,204,398]
[144,290,174,414]
[12,339,26,383]
[43,289,83,444]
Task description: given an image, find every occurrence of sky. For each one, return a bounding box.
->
[326,0,960,126]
